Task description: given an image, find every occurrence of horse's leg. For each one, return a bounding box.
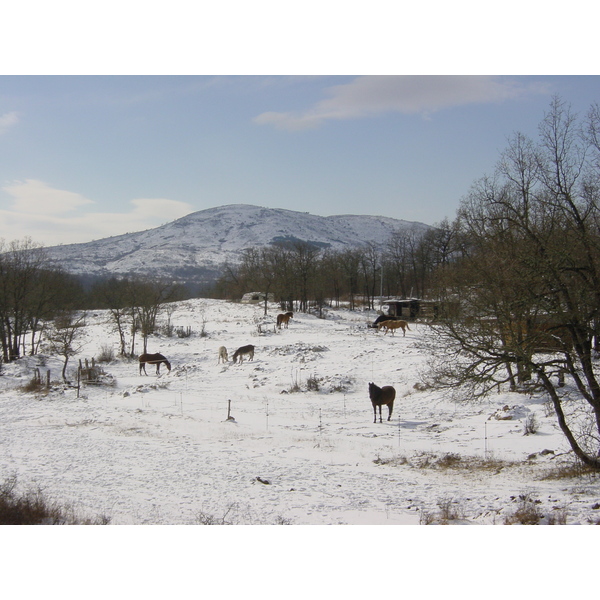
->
[387,402,393,421]
[378,405,383,423]
[373,404,377,423]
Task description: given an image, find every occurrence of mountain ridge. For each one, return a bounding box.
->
[44,204,430,286]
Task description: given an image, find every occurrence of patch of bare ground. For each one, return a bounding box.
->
[373,451,512,473]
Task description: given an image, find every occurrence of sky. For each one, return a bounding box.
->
[1,4,599,247]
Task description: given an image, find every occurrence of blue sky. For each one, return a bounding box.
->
[1,75,599,246]
[1,1,598,247]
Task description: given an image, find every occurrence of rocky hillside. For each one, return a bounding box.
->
[44,204,429,285]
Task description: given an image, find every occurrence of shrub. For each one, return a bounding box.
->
[541,459,599,480]
[504,493,542,525]
[437,497,464,523]
[373,454,408,467]
[20,369,49,394]
[21,375,45,394]
[375,451,511,473]
[547,506,568,525]
[306,374,321,391]
[435,453,462,469]
[96,344,115,363]
[419,497,465,524]
[287,370,302,393]
[523,412,539,435]
[0,476,110,525]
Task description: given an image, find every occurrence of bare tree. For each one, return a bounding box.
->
[427,97,600,469]
[131,279,181,354]
[237,247,282,316]
[0,238,81,361]
[47,311,87,382]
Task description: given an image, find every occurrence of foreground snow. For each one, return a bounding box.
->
[1,299,599,525]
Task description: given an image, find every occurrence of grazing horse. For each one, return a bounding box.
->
[139,352,171,375]
[277,312,294,329]
[378,319,411,336]
[372,315,396,328]
[232,344,255,364]
[218,346,228,363]
[369,382,396,423]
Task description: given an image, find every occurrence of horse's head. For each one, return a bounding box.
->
[164,360,172,371]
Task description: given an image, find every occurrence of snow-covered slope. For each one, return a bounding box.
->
[44,204,429,284]
[1,298,598,525]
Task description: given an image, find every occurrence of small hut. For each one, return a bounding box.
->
[382,298,439,321]
[241,292,274,305]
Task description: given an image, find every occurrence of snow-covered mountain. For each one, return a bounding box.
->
[44,204,430,285]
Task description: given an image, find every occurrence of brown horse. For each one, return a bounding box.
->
[139,352,171,375]
[378,319,411,336]
[277,312,294,329]
[369,382,396,423]
[232,344,255,364]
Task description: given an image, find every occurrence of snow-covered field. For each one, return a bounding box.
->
[1,298,599,526]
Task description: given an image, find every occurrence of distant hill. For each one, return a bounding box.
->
[44,204,430,286]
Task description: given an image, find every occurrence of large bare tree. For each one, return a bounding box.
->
[427,97,600,469]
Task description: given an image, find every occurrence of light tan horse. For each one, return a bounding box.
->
[277,312,294,329]
[378,319,411,336]
[218,346,228,363]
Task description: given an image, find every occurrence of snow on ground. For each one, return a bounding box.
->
[1,298,599,525]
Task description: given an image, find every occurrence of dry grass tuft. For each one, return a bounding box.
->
[503,493,543,525]
[0,476,110,525]
[541,460,599,481]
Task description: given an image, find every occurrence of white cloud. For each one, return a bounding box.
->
[3,179,94,214]
[0,111,19,135]
[0,180,194,246]
[254,76,549,131]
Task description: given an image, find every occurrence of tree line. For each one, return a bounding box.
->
[0,238,84,363]
[213,222,454,314]
[0,239,185,366]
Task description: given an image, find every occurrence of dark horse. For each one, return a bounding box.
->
[368,382,396,423]
[139,352,171,375]
[277,312,294,329]
[371,315,399,329]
